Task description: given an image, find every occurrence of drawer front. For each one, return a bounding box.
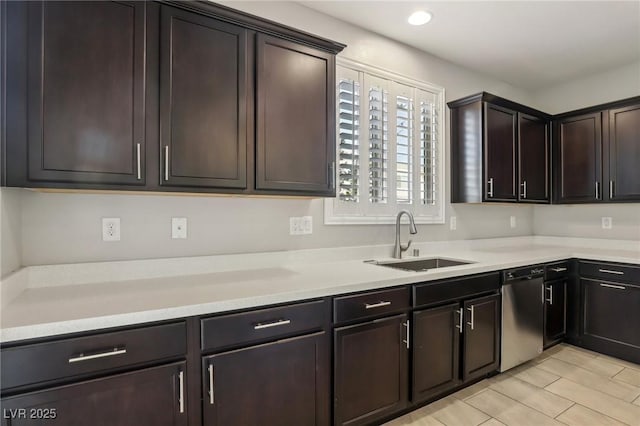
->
[333,287,409,324]
[414,272,500,308]
[201,300,328,352]
[1,322,187,391]
[545,260,571,281]
[579,260,640,283]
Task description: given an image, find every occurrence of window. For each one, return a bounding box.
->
[326,59,445,224]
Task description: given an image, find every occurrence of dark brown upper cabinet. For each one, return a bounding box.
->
[449,92,550,204]
[159,5,247,190]
[553,112,603,203]
[608,103,640,201]
[2,1,345,196]
[25,1,147,186]
[255,34,336,195]
[553,97,640,204]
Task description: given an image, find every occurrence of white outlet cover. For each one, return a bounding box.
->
[172,217,188,239]
[302,216,313,234]
[510,216,517,228]
[601,217,613,229]
[450,216,457,231]
[102,218,121,242]
[289,217,298,235]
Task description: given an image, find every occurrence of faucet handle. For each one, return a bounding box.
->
[400,240,412,253]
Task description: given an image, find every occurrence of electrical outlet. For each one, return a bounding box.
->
[301,216,313,234]
[290,216,312,235]
[450,216,457,231]
[510,216,517,228]
[102,218,121,242]
[172,217,188,239]
[602,217,613,229]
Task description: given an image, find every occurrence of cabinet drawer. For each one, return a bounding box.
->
[414,272,500,308]
[1,322,186,391]
[545,260,571,281]
[333,287,409,324]
[579,261,640,283]
[201,300,328,352]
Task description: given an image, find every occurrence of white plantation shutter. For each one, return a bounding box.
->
[326,60,444,225]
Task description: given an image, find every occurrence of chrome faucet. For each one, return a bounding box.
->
[393,210,418,259]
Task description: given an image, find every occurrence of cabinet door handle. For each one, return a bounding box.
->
[402,320,410,349]
[599,269,624,275]
[600,283,626,290]
[455,309,463,334]
[164,145,169,181]
[521,180,527,199]
[595,181,600,200]
[178,370,185,414]
[467,305,475,330]
[610,180,615,198]
[364,301,391,309]
[328,161,336,189]
[136,143,141,180]
[208,364,215,405]
[488,178,494,198]
[551,267,567,273]
[253,319,291,330]
[546,285,553,305]
[68,347,126,363]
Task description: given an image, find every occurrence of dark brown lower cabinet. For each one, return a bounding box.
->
[412,303,460,403]
[202,331,329,426]
[334,314,408,426]
[544,279,567,347]
[0,362,188,426]
[462,294,501,381]
[581,278,640,363]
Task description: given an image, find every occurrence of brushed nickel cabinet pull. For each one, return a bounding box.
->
[455,309,463,334]
[136,143,141,180]
[600,283,626,290]
[599,269,624,275]
[178,371,185,414]
[546,285,553,305]
[68,348,126,363]
[467,305,475,330]
[402,320,410,349]
[551,267,567,273]
[253,319,291,330]
[164,145,169,181]
[208,364,215,405]
[521,180,527,198]
[365,301,392,309]
[488,178,494,198]
[595,181,600,199]
[610,180,615,198]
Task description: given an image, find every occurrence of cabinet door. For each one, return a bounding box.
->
[582,278,640,363]
[544,279,567,347]
[26,1,146,185]
[518,113,549,202]
[0,362,187,426]
[554,113,603,203]
[463,294,500,382]
[159,6,247,189]
[334,315,408,426]
[412,303,460,404]
[484,103,517,201]
[203,332,329,426]
[255,34,336,195]
[608,104,640,201]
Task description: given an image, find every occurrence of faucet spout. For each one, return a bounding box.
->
[393,210,418,259]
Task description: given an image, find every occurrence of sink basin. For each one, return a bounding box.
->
[369,257,473,272]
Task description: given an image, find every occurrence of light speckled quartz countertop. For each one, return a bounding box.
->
[1,236,639,343]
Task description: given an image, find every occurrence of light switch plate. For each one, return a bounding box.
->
[602,217,613,229]
[172,217,188,239]
[510,216,517,228]
[450,216,457,231]
[102,218,121,242]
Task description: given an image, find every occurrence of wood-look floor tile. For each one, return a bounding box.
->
[556,404,626,426]
[596,354,640,372]
[546,378,640,425]
[429,396,491,426]
[537,358,640,402]
[453,379,491,401]
[511,365,560,388]
[552,348,625,377]
[466,389,564,426]
[384,407,446,426]
[488,375,573,417]
[480,419,506,426]
[634,395,640,407]
[614,368,640,387]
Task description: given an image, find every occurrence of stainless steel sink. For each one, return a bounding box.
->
[368,257,473,272]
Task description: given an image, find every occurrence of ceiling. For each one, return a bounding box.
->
[299,1,640,90]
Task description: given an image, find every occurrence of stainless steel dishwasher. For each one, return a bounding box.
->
[500,265,545,372]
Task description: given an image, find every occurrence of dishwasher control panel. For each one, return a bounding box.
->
[503,265,545,282]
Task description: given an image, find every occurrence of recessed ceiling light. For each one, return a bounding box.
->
[408,10,432,26]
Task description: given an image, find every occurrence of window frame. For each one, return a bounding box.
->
[325,58,446,225]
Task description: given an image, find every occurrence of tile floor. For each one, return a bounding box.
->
[384,344,640,426]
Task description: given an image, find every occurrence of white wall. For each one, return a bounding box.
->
[6,1,538,267]
[0,188,22,277]
[530,60,640,114]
